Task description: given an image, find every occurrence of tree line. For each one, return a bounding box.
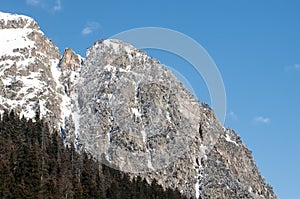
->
[0,110,187,199]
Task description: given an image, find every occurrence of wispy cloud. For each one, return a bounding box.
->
[293,64,300,71]
[26,0,62,12]
[254,116,271,124]
[53,0,62,11]
[285,64,300,71]
[26,0,41,6]
[81,22,100,36]
[228,111,238,121]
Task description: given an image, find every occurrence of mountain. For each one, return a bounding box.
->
[0,12,82,144]
[0,12,277,199]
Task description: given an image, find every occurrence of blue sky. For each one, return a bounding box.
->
[1,1,300,198]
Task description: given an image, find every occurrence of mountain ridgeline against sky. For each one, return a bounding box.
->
[0,12,277,199]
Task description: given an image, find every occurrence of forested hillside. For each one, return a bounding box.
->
[0,111,186,199]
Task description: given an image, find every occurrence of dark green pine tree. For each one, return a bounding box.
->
[0,110,188,199]
[0,158,14,198]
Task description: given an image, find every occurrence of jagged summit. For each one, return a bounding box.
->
[0,12,277,199]
[0,11,59,120]
[79,38,208,171]
[0,11,82,136]
[77,38,277,199]
[0,11,39,30]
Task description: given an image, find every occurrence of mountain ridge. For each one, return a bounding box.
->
[0,11,277,199]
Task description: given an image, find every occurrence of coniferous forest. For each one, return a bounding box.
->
[0,110,187,199]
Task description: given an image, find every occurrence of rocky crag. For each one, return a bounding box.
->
[0,12,82,143]
[0,12,277,199]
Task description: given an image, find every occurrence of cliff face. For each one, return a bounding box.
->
[78,39,277,199]
[0,12,277,199]
[0,12,61,124]
[0,12,82,142]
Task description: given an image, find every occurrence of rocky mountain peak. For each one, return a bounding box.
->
[60,48,82,72]
[79,38,204,172]
[77,39,277,198]
[0,12,39,30]
[0,12,78,134]
[0,12,277,199]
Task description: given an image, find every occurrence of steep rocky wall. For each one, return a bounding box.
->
[78,39,277,199]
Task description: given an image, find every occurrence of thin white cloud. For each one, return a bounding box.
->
[228,111,238,121]
[82,27,93,35]
[285,64,300,71]
[293,64,300,71]
[26,0,40,6]
[26,0,62,12]
[53,0,62,11]
[254,116,271,124]
[81,22,100,36]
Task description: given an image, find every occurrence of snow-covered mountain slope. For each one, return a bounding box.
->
[0,12,277,199]
[0,12,82,141]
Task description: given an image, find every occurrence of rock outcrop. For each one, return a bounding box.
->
[78,39,277,199]
[0,12,82,142]
[0,12,62,127]
[0,12,277,199]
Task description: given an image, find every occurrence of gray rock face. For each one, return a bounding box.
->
[0,12,277,199]
[78,39,277,199]
[78,39,211,173]
[199,130,276,199]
